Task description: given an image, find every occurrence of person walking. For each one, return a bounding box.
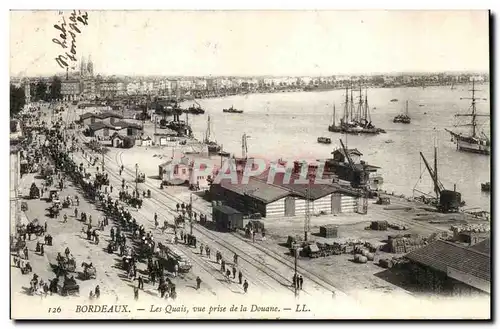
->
[232,265,236,279]
[44,221,48,232]
[243,280,248,293]
[205,246,210,259]
[199,243,203,256]
[94,285,100,299]
[134,286,139,301]
[238,270,243,285]
[196,276,202,290]
[63,214,67,223]
[299,275,303,290]
[225,269,231,282]
[138,276,144,290]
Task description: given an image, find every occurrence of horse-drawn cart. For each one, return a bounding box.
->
[60,276,80,296]
[81,262,97,280]
[55,257,77,276]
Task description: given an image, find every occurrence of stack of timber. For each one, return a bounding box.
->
[319,224,339,238]
[388,234,426,253]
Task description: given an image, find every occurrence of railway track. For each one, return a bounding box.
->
[74,147,285,295]
[102,149,348,297]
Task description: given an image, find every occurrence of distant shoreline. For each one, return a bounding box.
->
[183,82,488,102]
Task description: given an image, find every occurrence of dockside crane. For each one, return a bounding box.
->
[419,146,462,213]
[339,138,366,188]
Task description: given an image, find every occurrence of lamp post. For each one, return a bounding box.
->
[293,244,302,298]
[189,192,193,235]
[101,149,105,172]
[135,163,138,195]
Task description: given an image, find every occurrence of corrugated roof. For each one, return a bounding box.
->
[405,240,490,282]
[255,170,360,199]
[469,238,490,255]
[100,112,124,119]
[88,122,113,131]
[218,175,291,204]
[112,121,143,130]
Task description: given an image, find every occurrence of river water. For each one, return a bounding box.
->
[181,85,491,211]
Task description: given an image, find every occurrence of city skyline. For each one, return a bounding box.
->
[10,10,490,77]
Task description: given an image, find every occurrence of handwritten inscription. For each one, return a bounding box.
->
[53,10,89,70]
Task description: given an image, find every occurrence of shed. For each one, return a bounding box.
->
[212,205,245,232]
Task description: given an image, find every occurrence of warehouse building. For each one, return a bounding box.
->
[210,169,364,218]
[405,239,490,295]
[210,175,292,217]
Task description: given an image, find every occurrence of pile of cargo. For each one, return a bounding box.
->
[387,222,408,231]
[378,256,408,269]
[319,225,338,238]
[353,245,375,263]
[387,234,426,254]
[451,223,490,234]
[302,238,382,259]
[369,220,388,231]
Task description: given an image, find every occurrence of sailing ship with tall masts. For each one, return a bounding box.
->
[328,84,386,134]
[445,79,490,155]
[204,115,222,155]
[393,100,411,124]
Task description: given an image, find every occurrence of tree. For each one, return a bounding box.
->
[35,81,47,101]
[10,84,25,117]
[49,76,62,101]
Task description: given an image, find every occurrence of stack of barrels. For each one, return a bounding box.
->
[353,245,374,263]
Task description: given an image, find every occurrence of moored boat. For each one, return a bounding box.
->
[481,182,490,192]
[223,106,243,113]
[393,100,411,124]
[317,137,332,144]
[445,79,490,155]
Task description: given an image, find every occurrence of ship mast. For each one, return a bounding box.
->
[364,91,369,122]
[343,87,349,123]
[456,79,489,138]
[357,84,363,122]
[405,100,409,116]
[332,103,336,127]
[350,88,354,122]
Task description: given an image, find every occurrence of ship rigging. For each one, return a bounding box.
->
[445,79,490,155]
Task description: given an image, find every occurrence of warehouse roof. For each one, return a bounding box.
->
[255,170,361,199]
[218,175,291,204]
[213,205,241,215]
[469,238,490,255]
[112,120,143,130]
[405,240,490,282]
[88,122,113,131]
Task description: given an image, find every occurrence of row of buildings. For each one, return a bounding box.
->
[13,58,489,101]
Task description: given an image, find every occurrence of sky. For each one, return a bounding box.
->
[9,10,490,77]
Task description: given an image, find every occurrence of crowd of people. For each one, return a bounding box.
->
[11,102,260,302]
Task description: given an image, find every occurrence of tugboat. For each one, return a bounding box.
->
[481,182,490,192]
[445,79,490,155]
[186,100,205,114]
[393,100,411,124]
[317,137,332,144]
[204,115,221,155]
[390,99,398,102]
[223,106,243,114]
